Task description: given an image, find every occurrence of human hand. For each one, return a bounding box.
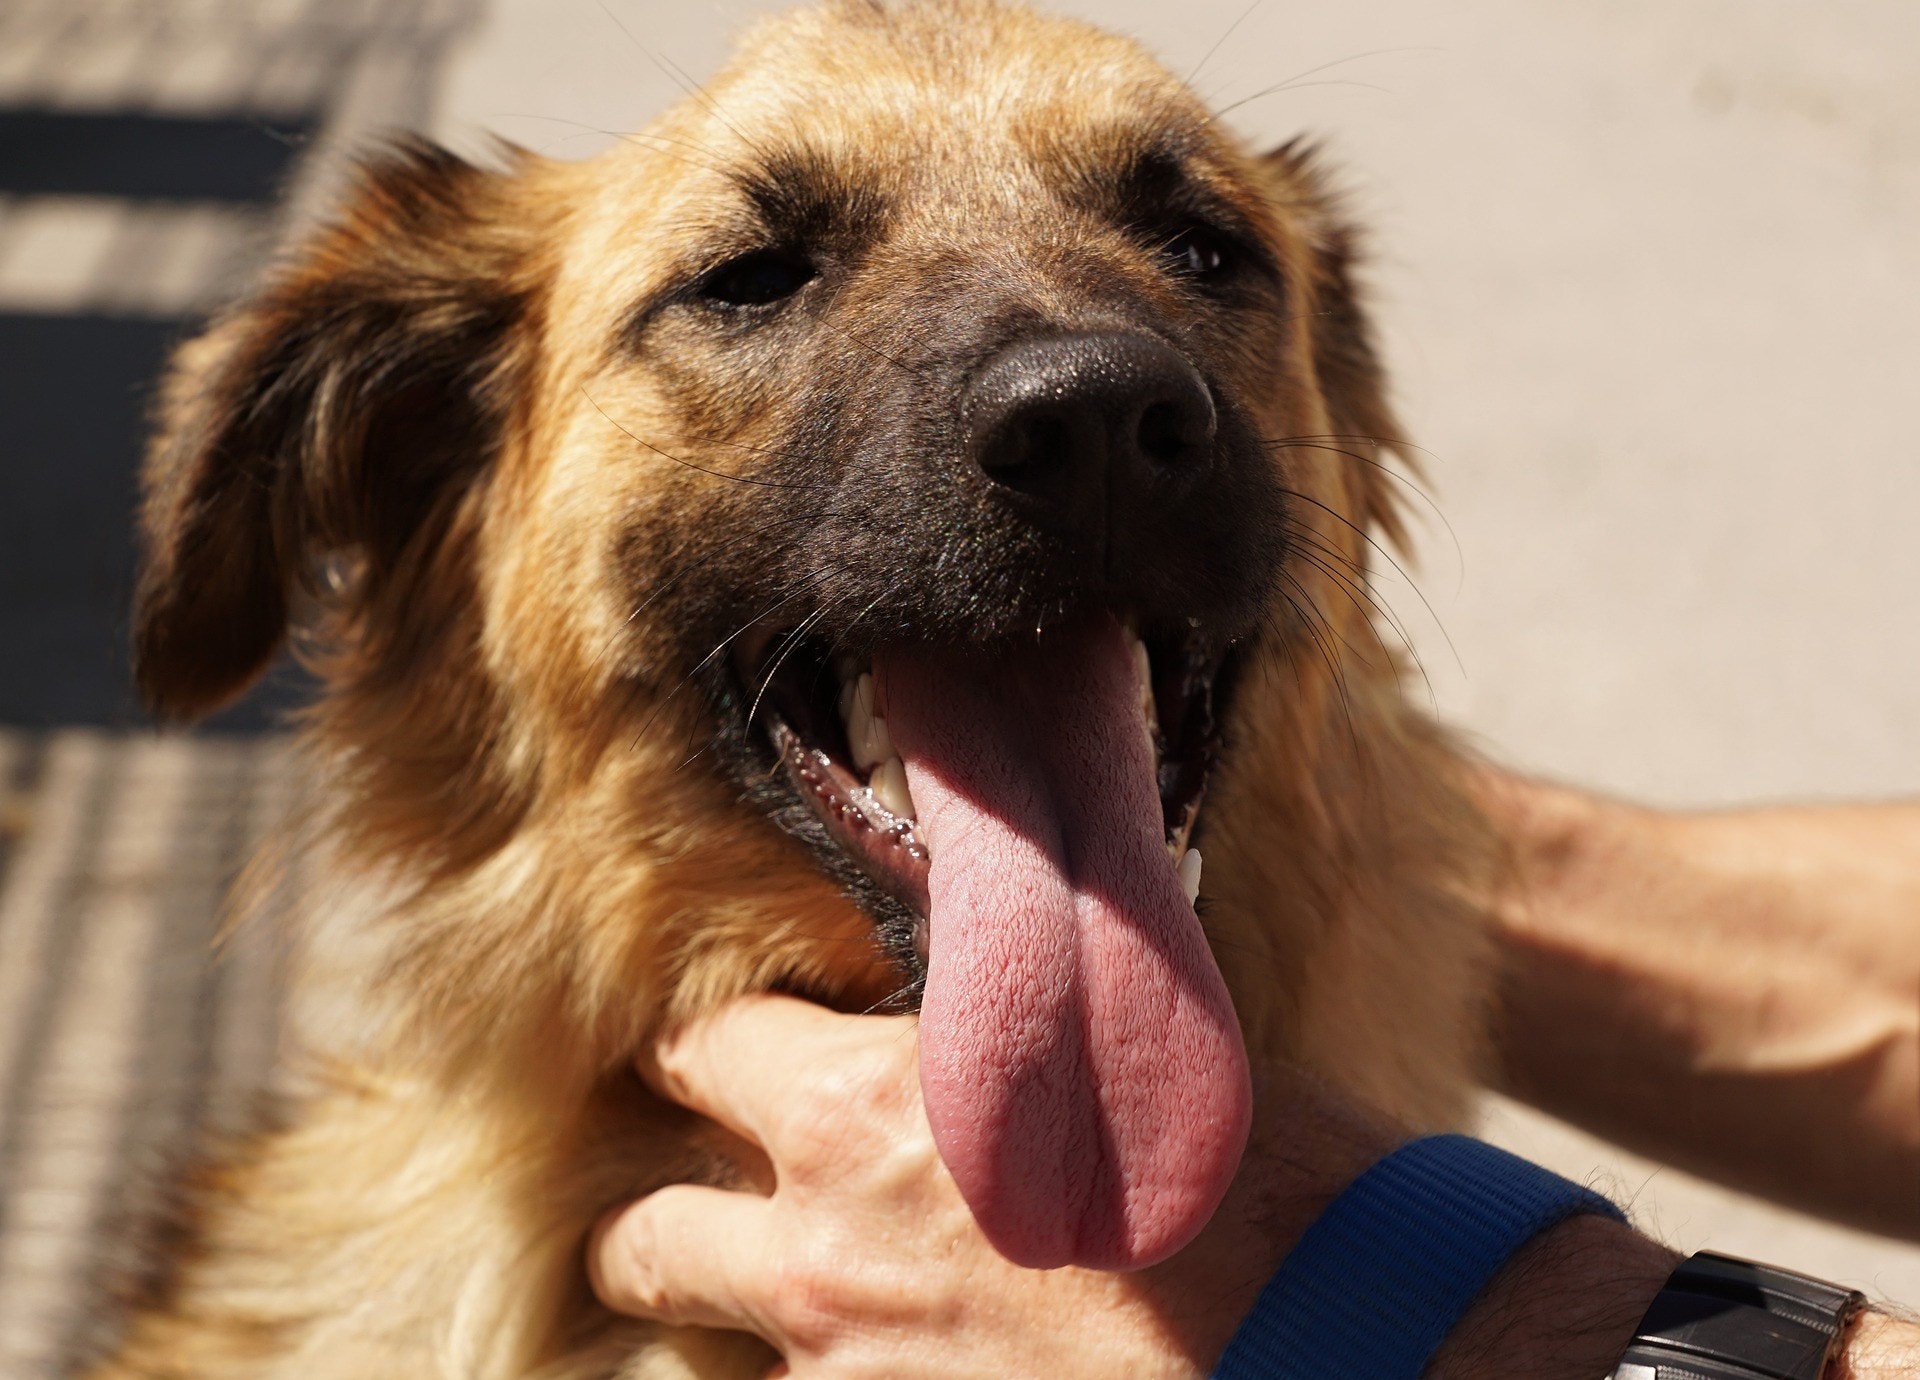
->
[587,994,1382,1378]
[589,993,1720,1380]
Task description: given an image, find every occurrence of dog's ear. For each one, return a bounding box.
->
[1260,139,1412,551]
[133,137,546,722]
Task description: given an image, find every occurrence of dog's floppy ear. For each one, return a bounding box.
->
[1260,139,1412,551]
[133,136,545,722]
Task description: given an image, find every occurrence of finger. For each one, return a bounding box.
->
[589,1184,778,1334]
[645,993,914,1151]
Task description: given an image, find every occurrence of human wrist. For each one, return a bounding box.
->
[1210,1135,1634,1380]
[1438,1228,1916,1380]
[1425,1211,1677,1380]
[1831,1309,1920,1380]
[1166,1073,1402,1365]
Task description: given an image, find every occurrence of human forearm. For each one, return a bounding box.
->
[1479,773,1920,1236]
[1835,1310,1920,1379]
[1432,1210,1920,1380]
[1425,1213,1675,1380]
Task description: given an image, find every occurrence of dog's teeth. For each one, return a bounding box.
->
[869,756,916,820]
[855,713,894,772]
[1128,634,1156,733]
[842,672,895,772]
[1177,848,1202,906]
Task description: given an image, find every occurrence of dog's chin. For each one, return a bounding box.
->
[728,617,1236,964]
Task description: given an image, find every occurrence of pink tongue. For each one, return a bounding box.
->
[875,618,1250,1271]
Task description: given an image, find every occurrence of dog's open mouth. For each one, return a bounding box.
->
[740,617,1225,949]
[733,615,1251,1272]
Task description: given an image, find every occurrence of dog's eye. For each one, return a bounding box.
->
[699,250,817,308]
[1162,226,1232,281]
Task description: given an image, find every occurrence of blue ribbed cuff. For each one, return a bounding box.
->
[1212,1134,1625,1380]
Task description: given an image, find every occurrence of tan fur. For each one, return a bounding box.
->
[96,3,1493,1375]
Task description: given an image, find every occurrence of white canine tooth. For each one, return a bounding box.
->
[1177,848,1203,906]
[857,712,894,771]
[845,672,895,772]
[1128,635,1155,729]
[838,675,858,723]
[869,757,916,820]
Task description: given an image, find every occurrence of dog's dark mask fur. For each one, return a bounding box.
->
[626,131,1303,963]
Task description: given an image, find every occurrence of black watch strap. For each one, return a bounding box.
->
[1611,1251,1867,1380]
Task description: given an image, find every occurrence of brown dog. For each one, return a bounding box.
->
[101,0,1492,1374]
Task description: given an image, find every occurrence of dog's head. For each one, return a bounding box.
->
[135,0,1405,1272]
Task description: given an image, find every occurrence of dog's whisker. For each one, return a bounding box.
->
[1286,534,1403,633]
[801,303,922,376]
[1205,47,1439,123]
[586,508,842,676]
[656,48,778,166]
[1275,574,1362,761]
[1276,484,1466,681]
[1261,434,1465,578]
[744,604,837,733]
[810,577,909,690]
[857,975,926,1016]
[583,387,827,491]
[1213,77,1396,123]
[594,0,774,166]
[651,432,839,471]
[1286,542,1440,713]
[675,576,869,772]
[1286,552,1395,677]
[824,284,946,367]
[490,115,736,177]
[1284,520,1421,652]
[1263,430,1441,465]
[1183,0,1264,89]
[629,561,856,755]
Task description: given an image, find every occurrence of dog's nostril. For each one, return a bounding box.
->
[1138,401,1195,466]
[985,411,1072,477]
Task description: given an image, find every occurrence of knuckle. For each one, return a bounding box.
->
[606,1211,673,1316]
[779,1056,911,1170]
[628,1234,681,1318]
[760,1251,853,1347]
[649,1028,705,1099]
[821,1045,914,1120]
[598,1196,704,1323]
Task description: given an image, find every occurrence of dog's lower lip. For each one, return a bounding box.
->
[739,624,1229,946]
[769,716,934,923]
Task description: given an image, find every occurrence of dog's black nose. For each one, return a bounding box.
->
[965,332,1216,550]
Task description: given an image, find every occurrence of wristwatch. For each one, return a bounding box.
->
[1610,1251,1867,1380]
